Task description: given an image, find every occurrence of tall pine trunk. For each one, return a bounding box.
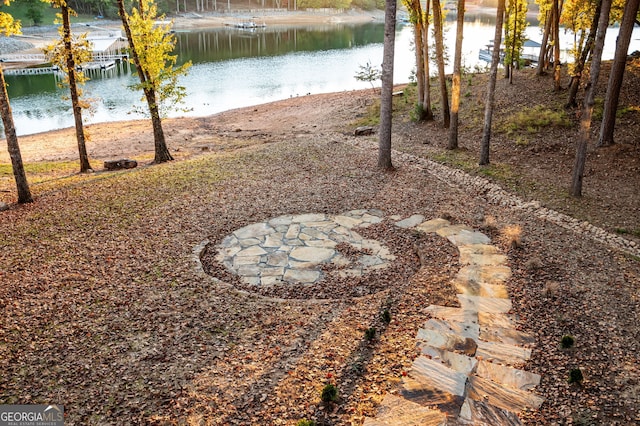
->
[432,0,449,128]
[62,3,92,172]
[552,0,562,91]
[378,0,396,170]
[0,67,32,204]
[597,0,640,147]
[410,0,426,120]
[447,0,465,150]
[570,0,612,197]
[479,0,505,166]
[422,0,433,121]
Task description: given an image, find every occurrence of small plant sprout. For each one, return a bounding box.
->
[321,384,339,403]
[365,327,376,341]
[355,61,382,94]
[561,335,575,349]
[568,368,584,385]
[296,420,316,426]
[382,309,391,324]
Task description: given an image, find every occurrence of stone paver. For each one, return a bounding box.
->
[207,212,543,425]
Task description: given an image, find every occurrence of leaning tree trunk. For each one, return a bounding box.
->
[448,0,465,150]
[62,2,92,173]
[566,0,601,108]
[479,0,505,166]
[117,0,173,163]
[597,0,640,147]
[432,0,450,128]
[0,67,32,204]
[570,0,612,197]
[378,0,396,170]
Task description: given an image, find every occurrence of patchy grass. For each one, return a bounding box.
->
[501,105,571,136]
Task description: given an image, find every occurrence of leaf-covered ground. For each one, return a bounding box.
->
[1,62,640,425]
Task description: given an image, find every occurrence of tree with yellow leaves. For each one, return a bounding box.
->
[44,0,94,173]
[117,0,191,163]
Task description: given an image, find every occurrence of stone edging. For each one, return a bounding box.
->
[349,139,640,258]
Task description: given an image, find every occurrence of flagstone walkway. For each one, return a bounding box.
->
[207,210,543,425]
[364,217,544,426]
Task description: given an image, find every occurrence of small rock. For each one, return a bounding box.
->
[104,159,138,171]
[354,126,374,136]
[0,201,9,212]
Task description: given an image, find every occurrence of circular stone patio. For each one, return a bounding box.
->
[214,209,398,287]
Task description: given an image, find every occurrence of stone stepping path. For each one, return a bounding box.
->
[364,218,543,426]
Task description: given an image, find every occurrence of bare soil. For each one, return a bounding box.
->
[0,53,639,425]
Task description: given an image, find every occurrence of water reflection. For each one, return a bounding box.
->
[2,19,639,137]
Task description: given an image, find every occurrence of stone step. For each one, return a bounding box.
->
[466,375,545,413]
[400,375,466,416]
[457,264,512,286]
[459,398,523,426]
[458,244,507,267]
[415,218,451,233]
[409,355,469,397]
[420,346,478,375]
[479,325,537,347]
[476,340,532,366]
[362,394,447,426]
[477,312,518,329]
[422,318,480,340]
[417,328,478,356]
[475,360,541,392]
[425,305,479,324]
[445,229,492,246]
[458,294,512,314]
[453,277,510,299]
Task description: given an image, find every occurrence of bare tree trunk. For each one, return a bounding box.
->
[378,0,396,170]
[597,0,640,147]
[62,3,92,173]
[480,0,505,166]
[537,9,552,76]
[117,0,173,164]
[570,0,612,197]
[448,0,465,150]
[552,0,562,91]
[410,0,426,120]
[432,0,449,128]
[0,67,32,204]
[422,0,433,121]
[566,0,601,108]
[508,0,518,84]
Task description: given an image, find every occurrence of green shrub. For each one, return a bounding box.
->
[568,368,584,384]
[365,327,376,341]
[321,384,339,402]
[296,420,316,426]
[561,335,575,349]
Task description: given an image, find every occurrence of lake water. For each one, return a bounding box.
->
[3,15,639,137]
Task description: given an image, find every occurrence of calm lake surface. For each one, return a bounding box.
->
[4,16,639,136]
